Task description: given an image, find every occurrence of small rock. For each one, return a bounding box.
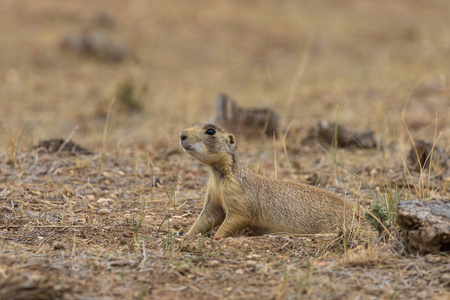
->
[416,290,429,298]
[53,241,67,250]
[314,260,329,267]
[245,260,257,268]
[209,260,220,267]
[97,198,113,205]
[97,208,111,215]
[439,273,450,284]
[176,263,191,275]
[397,200,450,252]
[425,254,448,264]
[62,31,128,63]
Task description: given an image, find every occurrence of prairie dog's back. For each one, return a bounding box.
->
[239,169,352,233]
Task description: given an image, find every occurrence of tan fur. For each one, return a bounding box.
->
[180,123,354,238]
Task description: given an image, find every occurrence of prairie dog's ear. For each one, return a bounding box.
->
[229,134,235,145]
[226,134,236,153]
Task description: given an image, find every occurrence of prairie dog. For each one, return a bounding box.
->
[180,123,353,238]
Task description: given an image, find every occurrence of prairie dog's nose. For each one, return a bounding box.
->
[180,132,187,141]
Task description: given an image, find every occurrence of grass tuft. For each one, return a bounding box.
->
[115,80,144,113]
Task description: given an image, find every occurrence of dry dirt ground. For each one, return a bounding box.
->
[1,1,450,299]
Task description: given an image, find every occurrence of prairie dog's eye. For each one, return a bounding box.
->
[205,128,216,135]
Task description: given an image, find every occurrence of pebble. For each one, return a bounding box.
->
[209,260,220,267]
[98,208,111,215]
[425,254,448,264]
[53,241,67,250]
[176,263,191,274]
[245,260,257,269]
[439,273,450,283]
[97,198,113,205]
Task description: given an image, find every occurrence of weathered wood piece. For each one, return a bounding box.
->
[408,140,448,172]
[36,139,93,155]
[215,94,279,136]
[397,200,450,252]
[302,120,377,149]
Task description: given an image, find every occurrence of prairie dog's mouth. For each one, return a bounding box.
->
[180,139,195,152]
[182,144,194,151]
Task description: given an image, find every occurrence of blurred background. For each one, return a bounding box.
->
[1,0,449,152]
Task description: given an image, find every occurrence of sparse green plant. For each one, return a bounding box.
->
[115,80,143,112]
[131,197,147,250]
[330,146,399,239]
[390,288,400,300]
[136,287,146,300]
[291,258,313,297]
[164,219,174,255]
[365,202,390,232]
[156,213,171,235]
[204,235,223,257]
[198,234,204,258]
[300,258,313,294]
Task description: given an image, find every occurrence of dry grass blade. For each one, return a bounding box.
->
[55,126,79,155]
[282,122,295,176]
[285,34,315,120]
[400,115,443,201]
[102,97,116,155]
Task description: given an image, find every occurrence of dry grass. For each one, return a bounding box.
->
[1,0,450,299]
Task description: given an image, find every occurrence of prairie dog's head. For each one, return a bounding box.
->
[180,123,236,165]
